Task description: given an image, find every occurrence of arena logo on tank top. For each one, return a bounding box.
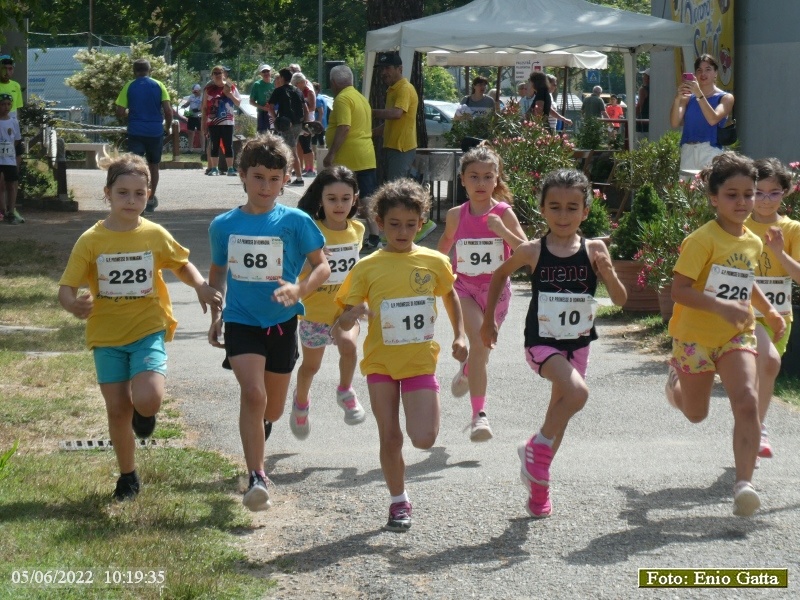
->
[537,264,591,291]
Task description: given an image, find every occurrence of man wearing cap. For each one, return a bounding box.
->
[115,59,172,212]
[181,83,204,151]
[372,52,418,182]
[250,64,275,134]
[0,55,23,120]
[636,68,650,133]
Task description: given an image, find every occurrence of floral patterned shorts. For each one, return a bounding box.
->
[669,332,757,374]
[299,319,337,349]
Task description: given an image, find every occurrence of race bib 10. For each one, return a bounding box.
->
[537,292,597,340]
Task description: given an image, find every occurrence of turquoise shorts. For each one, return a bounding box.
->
[93,330,167,384]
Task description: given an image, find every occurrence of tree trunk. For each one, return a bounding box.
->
[367,0,428,167]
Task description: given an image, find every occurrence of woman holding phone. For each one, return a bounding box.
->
[670,54,734,172]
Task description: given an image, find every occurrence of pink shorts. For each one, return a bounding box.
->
[366,373,440,393]
[454,276,512,326]
[525,345,590,379]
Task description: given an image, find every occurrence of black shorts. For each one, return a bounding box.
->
[298,132,312,154]
[222,317,299,374]
[187,116,201,131]
[0,164,18,182]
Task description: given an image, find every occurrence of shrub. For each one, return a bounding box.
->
[574,115,606,151]
[614,131,681,197]
[610,182,666,260]
[489,115,576,237]
[636,177,715,290]
[581,189,611,239]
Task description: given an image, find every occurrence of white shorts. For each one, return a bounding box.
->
[680,142,723,173]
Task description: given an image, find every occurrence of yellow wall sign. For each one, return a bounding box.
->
[673,0,735,91]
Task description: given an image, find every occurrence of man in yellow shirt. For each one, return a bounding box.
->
[372,52,418,182]
[324,64,381,249]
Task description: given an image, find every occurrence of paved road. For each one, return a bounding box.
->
[13,169,800,599]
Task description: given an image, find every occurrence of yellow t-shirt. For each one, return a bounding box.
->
[336,247,455,379]
[669,220,762,347]
[325,86,376,172]
[59,219,190,349]
[300,219,365,325]
[383,78,418,153]
[746,214,800,323]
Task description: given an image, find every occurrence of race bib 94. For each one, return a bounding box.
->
[455,238,504,276]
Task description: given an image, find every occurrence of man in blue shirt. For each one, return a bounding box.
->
[115,59,172,212]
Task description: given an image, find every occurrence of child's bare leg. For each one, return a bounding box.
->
[229,354,269,472]
[402,388,440,450]
[717,350,760,483]
[130,371,164,417]
[296,345,325,403]
[264,371,290,423]
[538,356,589,454]
[754,324,781,423]
[461,298,490,400]
[333,325,359,389]
[670,369,714,423]
[101,382,136,473]
[369,380,404,495]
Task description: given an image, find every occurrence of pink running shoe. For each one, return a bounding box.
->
[758,425,773,459]
[526,481,552,518]
[290,389,310,440]
[518,439,553,487]
[383,501,412,532]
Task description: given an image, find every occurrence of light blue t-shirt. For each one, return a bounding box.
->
[209,204,325,327]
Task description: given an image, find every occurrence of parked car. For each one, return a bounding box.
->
[424,100,459,145]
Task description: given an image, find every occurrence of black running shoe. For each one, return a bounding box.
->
[383,501,412,532]
[132,409,156,439]
[144,195,159,213]
[113,472,140,501]
[264,420,273,442]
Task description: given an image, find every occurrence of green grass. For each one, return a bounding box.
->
[774,374,800,408]
[0,240,272,598]
[0,450,269,600]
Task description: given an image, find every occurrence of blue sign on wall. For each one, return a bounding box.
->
[586,69,600,84]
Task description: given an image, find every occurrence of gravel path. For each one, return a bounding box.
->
[10,168,800,599]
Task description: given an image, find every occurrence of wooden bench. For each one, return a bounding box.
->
[65,143,109,168]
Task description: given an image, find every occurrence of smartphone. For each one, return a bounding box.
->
[682,72,695,81]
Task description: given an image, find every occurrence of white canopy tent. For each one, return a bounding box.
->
[365,0,694,149]
[426,50,608,70]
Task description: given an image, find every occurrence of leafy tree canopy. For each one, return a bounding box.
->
[65,43,177,118]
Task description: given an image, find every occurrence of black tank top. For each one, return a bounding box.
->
[524,235,598,350]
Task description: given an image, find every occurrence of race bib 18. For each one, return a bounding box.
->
[380,295,436,345]
[96,251,154,297]
[228,235,283,282]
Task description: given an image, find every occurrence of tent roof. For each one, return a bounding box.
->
[366,0,694,54]
[426,50,608,69]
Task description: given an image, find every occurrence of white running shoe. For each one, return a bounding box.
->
[468,412,493,442]
[289,389,310,440]
[732,481,760,517]
[336,388,366,425]
[664,365,679,409]
[451,361,469,397]
[242,473,272,512]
